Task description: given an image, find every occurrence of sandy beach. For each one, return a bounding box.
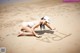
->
[0,0,80,53]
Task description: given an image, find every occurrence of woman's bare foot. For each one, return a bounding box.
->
[18,31,24,37]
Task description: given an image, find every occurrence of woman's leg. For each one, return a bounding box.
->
[18,26,41,38]
[18,26,35,36]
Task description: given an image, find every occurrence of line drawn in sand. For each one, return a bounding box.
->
[36,30,72,43]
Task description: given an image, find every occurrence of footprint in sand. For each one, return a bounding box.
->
[6,34,10,36]
[0,37,5,41]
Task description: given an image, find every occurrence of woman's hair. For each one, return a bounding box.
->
[40,17,45,30]
[41,17,44,20]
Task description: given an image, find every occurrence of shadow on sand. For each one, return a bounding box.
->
[35,30,54,35]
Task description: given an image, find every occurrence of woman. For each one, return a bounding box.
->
[18,16,54,38]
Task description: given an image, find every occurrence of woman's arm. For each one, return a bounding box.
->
[45,22,56,30]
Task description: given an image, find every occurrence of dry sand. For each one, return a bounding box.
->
[0,0,80,53]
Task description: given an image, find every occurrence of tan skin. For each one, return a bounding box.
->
[18,20,53,38]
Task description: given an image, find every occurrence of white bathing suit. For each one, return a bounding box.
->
[21,21,39,28]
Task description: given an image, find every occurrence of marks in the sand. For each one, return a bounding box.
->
[0,37,5,41]
[6,32,18,37]
[6,34,10,36]
[52,33,71,41]
[0,34,10,41]
[0,32,17,42]
[36,30,72,43]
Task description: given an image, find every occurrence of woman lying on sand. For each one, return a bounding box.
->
[18,16,55,38]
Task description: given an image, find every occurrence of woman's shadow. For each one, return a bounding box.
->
[35,30,54,35]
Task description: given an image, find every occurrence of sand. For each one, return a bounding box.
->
[0,0,80,53]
